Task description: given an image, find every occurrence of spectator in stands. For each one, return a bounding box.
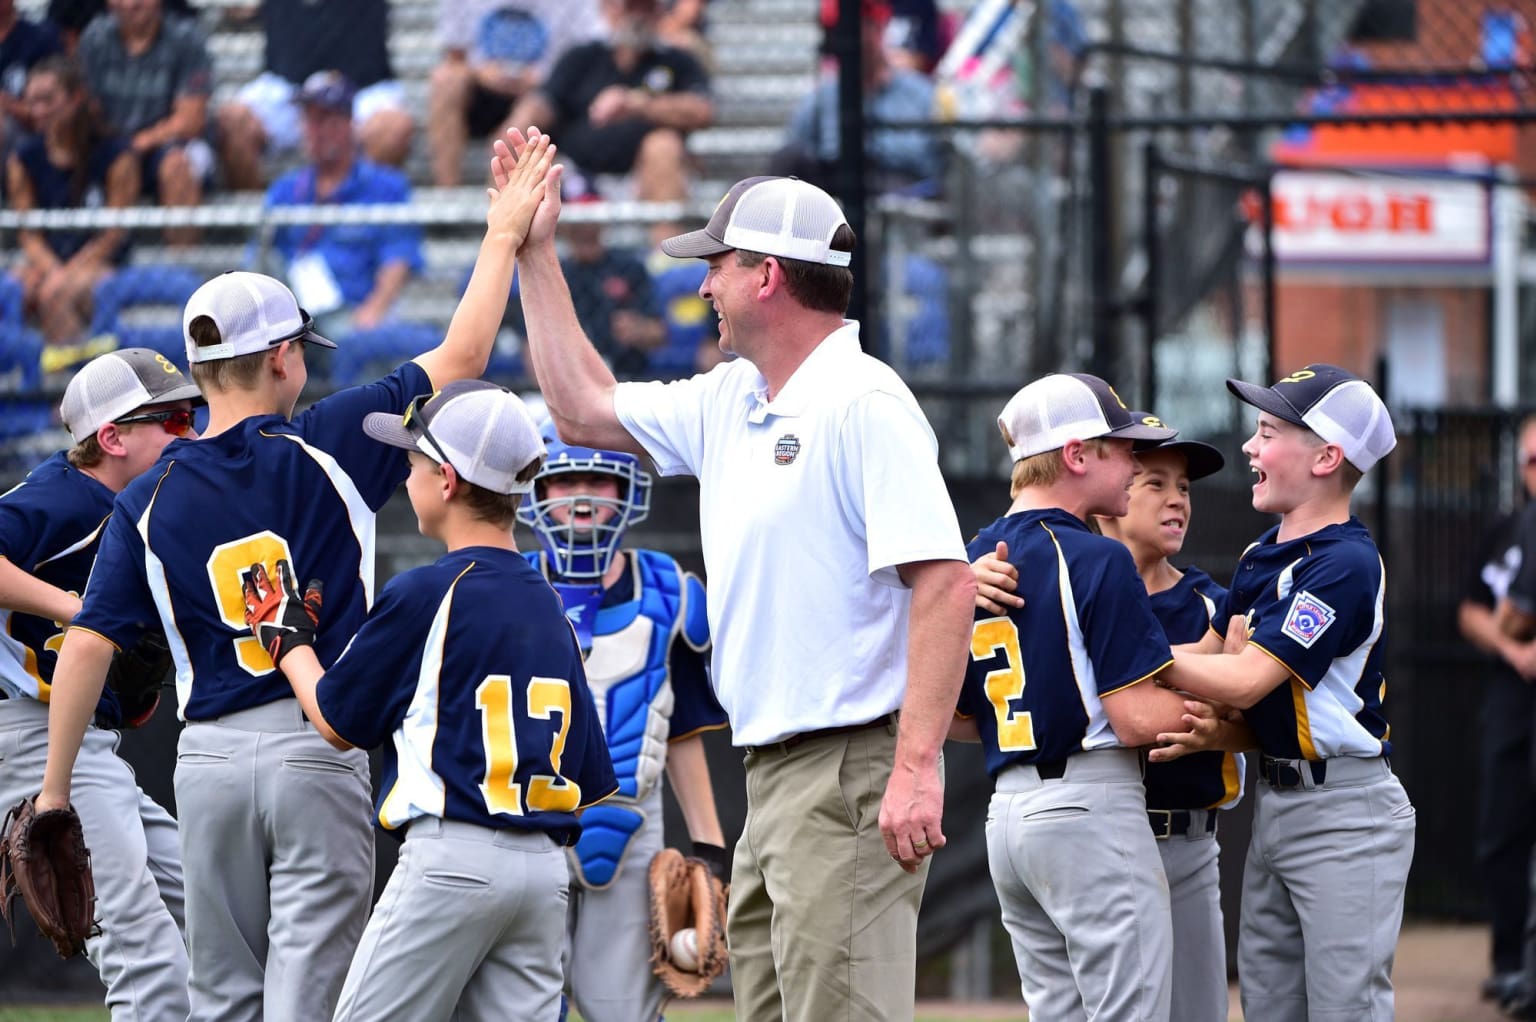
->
[774,0,940,196]
[46,0,189,54]
[0,0,62,162]
[656,0,709,65]
[5,56,137,353]
[509,0,712,244]
[215,0,413,192]
[821,0,942,73]
[428,0,606,187]
[507,177,666,379]
[261,71,423,343]
[77,0,211,245]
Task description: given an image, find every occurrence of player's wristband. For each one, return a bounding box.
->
[691,841,729,883]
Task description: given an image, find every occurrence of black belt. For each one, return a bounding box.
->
[1258,754,1327,790]
[1147,808,1218,840]
[746,713,897,755]
[1033,759,1068,780]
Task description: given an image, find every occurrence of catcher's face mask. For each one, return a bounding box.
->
[518,429,652,581]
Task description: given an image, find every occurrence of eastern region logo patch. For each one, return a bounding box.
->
[1281,590,1335,648]
[774,434,801,465]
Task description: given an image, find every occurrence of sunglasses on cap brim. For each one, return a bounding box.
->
[401,393,457,472]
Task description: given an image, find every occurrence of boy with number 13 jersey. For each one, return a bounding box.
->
[250,381,617,1020]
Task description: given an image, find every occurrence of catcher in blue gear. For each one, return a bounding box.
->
[520,428,730,1020]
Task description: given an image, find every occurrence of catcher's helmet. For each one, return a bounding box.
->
[518,424,653,580]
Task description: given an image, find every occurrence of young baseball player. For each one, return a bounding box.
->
[241,381,618,1022]
[1161,364,1415,1022]
[1093,419,1241,1022]
[518,431,729,1021]
[952,373,1209,1021]
[36,133,560,1021]
[0,349,198,1021]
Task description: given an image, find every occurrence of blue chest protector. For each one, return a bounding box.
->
[535,549,709,887]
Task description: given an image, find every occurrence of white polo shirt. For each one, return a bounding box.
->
[613,322,967,746]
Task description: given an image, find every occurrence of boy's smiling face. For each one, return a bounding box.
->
[1242,412,1330,515]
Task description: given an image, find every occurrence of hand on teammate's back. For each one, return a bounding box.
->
[240,559,323,667]
[484,129,560,251]
[971,540,1023,616]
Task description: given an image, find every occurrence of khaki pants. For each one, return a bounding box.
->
[727,720,932,1022]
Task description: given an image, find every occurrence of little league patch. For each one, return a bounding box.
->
[1281,590,1336,648]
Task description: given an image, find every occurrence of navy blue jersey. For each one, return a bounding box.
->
[317,547,617,842]
[958,509,1173,776]
[1143,566,1243,810]
[0,453,118,718]
[73,363,432,721]
[1216,517,1390,760]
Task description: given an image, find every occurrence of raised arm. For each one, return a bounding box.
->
[498,128,644,455]
[411,131,557,387]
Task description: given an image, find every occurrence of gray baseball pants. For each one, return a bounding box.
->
[1153,808,1228,1022]
[563,785,667,1022]
[986,748,1173,1022]
[1238,756,1415,1022]
[334,816,570,1022]
[0,698,188,1022]
[174,697,374,1022]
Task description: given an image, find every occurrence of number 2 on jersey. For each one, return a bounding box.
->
[477,675,580,815]
[971,617,1037,752]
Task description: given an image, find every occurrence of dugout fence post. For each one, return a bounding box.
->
[1140,140,1161,412]
[1087,85,1116,381]
[832,0,871,342]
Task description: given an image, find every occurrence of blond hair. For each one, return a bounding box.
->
[66,435,105,469]
[1009,438,1115,497]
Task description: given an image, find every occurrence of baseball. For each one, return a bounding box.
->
[669,927,700,972]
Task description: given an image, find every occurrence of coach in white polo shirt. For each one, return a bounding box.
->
[506,142,976,1022]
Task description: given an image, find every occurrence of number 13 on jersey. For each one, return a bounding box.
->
[477,675,581,815]
[972,617,1037,752]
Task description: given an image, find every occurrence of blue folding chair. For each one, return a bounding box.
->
[651,261,711,378]
[90,264,206,364]
[329,322,450,388]
[0,274,44,394]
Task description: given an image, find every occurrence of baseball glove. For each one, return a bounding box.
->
[0,796,97,958]
[648,846,728,999]
[105,631,172,729]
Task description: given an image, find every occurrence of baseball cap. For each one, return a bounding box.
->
[362,381,547,495]
[298,70,356,114]
[998,373,1176,462]
[1226,364,1396,472]
[660,177,853,267]
[1128,412,1225,481]
[183,272,336,364]
[60,347,204,444]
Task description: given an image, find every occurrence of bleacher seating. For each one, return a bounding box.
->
[7,0,827,386]
[90,264,207,363]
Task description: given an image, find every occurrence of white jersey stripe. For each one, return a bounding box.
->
[377,570,464,829]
